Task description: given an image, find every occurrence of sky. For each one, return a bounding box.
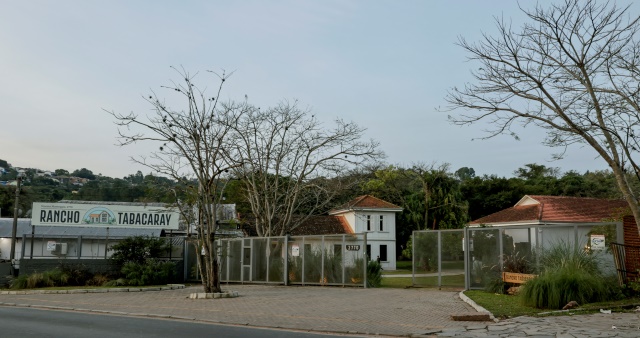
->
[1,0,635,179]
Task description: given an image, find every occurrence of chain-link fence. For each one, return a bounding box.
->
[413,222,621,289]
[217,234,369,287]
[412,229,464,288]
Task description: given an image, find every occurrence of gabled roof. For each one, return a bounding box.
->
[290,215,353,236]
[328,195,402,215]
[470,195,629,225]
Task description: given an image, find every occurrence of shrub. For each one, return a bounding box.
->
[521,269,610,309]
[103,278,127,287]
[57,263,92,286]
[502,251,533,274]
[110,236,169,266]
[110,235,175,286]
[520,241,619,309]
[122,260,176,286]
[87,273,111,286]
[366,261,382,287]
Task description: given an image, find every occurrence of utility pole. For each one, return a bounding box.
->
[10,175,22,276]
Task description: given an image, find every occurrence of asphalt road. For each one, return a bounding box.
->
[0,307,355,338]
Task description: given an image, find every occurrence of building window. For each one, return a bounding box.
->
[334,244,342,258]
[366,244,371,259]
[380,245,387,262]
[366,215,371,231]
[379,215,384,231]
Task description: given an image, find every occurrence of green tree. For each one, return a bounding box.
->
[54,169,69,176]
[71,168,96,180]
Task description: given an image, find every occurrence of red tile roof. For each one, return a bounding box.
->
[329,195,402,215]
[290,215,353,236]
[470,195,629,225]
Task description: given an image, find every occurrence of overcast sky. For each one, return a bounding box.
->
[2,1,635,179]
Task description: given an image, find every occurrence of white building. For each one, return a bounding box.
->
[328,195,402,270]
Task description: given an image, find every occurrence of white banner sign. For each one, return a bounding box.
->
[590,234,606,251]
[32,202,180,229]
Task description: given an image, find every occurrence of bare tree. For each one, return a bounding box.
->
[229,100,381,237]
[446,0,640,234]
[107,67,247,293]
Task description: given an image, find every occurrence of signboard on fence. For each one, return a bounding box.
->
[590,234,606,251]
[31,202,180,229]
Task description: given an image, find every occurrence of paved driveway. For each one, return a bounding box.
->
[0,285,479,336]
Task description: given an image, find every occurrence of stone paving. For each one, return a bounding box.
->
[0,284,639,337]
[433,313,640,338]
[0,284,479,336]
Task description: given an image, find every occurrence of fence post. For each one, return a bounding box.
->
[169,231,173,260]
[464,227,469,290]
[342,234,345,285]
[498,229,504,273]
[77,235,82,258]
[437,231,442,289]
[104,227,109,259]
[363,232,368,288]
[30,225,35,259]
[302,237,306,285]
[284,235,289,286]
[21,234,27,259]
[321,236,325,285]
[412,231,416,287]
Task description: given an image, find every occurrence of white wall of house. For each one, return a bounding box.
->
[343,210,397,270]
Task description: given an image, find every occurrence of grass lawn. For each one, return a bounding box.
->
[385,260,464,275]
[463,290,545,318]
[381,274,465,289]
[463,290,640,319]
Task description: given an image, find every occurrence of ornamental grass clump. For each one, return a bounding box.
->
[521,241,615,309]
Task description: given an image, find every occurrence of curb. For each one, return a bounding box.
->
[0,284,185,295]
[458,291,498,322]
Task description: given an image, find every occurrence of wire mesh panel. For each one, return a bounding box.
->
[412,231,438,286]
[439,230,465,287]
[343,234,366,286]
[322,235,345,285]
[412,230,465,288]
[467,228,500,289]
[252,238,269,282]
[500,227,535,274]
[578,224,617,277]
[226,239,242,281]
[220,234,366,286]
[267,238,285,283]
[302,236,324,285]
[287,236,303,284]
[219,240,229,281]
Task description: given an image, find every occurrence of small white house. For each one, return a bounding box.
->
[328,195,402,270]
